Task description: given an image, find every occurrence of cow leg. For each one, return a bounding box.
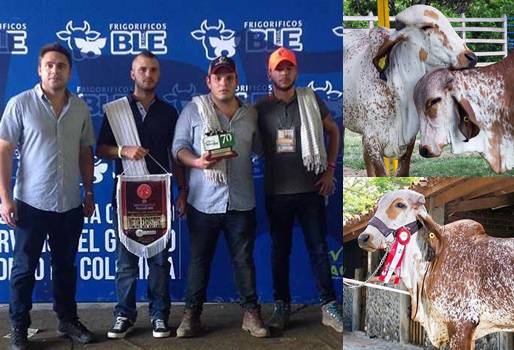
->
[397,139,415,176]
[362,136,386,176]
[362,146,376,177]
[447,322,476,350]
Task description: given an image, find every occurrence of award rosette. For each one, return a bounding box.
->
[379,226,412,285]
[202,130,238,160]
[116,174,173,258]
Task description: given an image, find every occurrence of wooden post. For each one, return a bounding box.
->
[428,197,445,224]
[399,280,410,344]
[499,332,514,350]
[352,268,364,331]
[368,251,380,276]
[368,11,374,29]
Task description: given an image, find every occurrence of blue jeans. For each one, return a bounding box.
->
[185,205,258,311]
[266,192,336,305]
[9,200,83,329]
[113,214,171,322]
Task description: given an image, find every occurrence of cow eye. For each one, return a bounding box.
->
[421,25,434,31]
[396,202,406,209]
[426,97,442,109]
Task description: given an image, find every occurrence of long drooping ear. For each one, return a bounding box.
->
[453,96,480,142]
[416,209,444,257]
[416,209,441,234]
[372,31,406,81]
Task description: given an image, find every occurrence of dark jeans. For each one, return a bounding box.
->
[9,200,83,329]
[113,214,171,322]
[266,192,336,305]
[185,205,258,311]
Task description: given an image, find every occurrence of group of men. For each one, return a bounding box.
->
[0,43,343,350]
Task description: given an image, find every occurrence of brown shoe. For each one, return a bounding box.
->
[176,309,202,338]
[242,307,270,338]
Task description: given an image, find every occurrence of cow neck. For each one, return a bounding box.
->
[400,230,430,324]
[451,68,513,173]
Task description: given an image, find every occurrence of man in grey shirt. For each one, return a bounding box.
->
[0,43,95,350]
[255,47,343,333]
[172,55,268,338]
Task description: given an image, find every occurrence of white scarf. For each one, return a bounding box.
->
[192,95,228,185]
[296,88,327,174]
[103,97,149,175]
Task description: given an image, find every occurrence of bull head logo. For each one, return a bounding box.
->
[332,26,344,37]
[191,20,237,60]
[163,83,196,112]
[56,20,107,60]
[93,158,108,184]
[308,81,342,101]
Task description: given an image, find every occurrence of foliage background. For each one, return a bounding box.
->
[343,177,418,223]
[343,0,513,17]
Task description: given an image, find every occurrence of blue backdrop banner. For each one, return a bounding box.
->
[0,0,343,303]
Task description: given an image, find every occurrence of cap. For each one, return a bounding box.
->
[208,55,236,74]
[268,47,297,72]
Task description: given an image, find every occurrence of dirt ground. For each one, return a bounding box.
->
[343,167,366,177]
[0,303,342,350]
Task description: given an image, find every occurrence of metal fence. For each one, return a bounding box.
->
[344,13,509,66]
[508,16,514,51]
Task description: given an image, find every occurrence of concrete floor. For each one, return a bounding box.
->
[0,303,342,350]
[343,331,423,350]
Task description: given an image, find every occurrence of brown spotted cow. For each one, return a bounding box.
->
[343,5,477,176]
[358,189,514,350]
[414,52,514,173]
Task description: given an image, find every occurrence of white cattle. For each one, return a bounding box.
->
[343,5,477,176]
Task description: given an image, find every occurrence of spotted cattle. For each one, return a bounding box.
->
[414,53,514,173]
[358,189,514,350]
[343,5,477,176]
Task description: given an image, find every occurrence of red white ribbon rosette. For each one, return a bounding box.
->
[379,227,412,285]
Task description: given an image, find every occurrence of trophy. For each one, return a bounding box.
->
[203,129,238,160]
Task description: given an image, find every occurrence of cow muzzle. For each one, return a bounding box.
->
[419,145,440,158]
[454,50,477,69]
[358,232,380,252]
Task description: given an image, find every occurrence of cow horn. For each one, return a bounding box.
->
[218,19,224,30]
[66,20,73,31]
[307,81,315,89]
[188,83,195,94]
[324,81,331,91]
[200,20,208,31]
[171,84,178,95]
[83,21,90,32]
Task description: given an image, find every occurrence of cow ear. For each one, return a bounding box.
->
[372,33,405,81]
[417,213,444,258]
[416,210,442,239]
[453,97,480,141]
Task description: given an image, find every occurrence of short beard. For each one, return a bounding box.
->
[136,82,157,94]
[272,80,295,92]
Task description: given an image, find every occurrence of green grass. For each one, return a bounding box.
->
[344,130,514,177]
